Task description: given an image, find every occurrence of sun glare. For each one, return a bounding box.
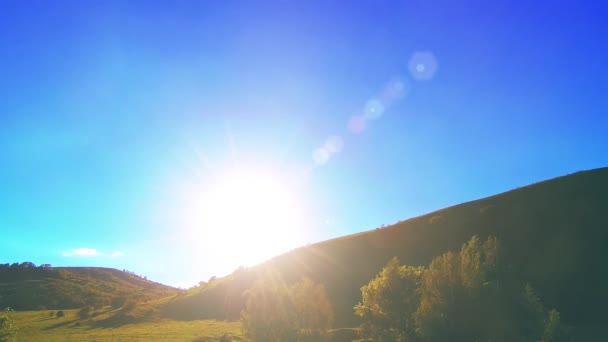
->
[184,166,306,269]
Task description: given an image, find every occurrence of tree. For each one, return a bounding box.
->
[415,236,566,341]
[289,277,334,338]
[0,313,17,342]
[355,235,567,342]
[415,236,499,341]
[111,296,127,308]
[542,309,568,342]
[354,257,423,341]
[241,271,297,341]
[241,271,334,341]
[78,307,91,320]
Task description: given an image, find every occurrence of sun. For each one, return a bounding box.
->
[185,165,307,268]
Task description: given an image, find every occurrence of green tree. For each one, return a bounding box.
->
[541,309,568,342]
[415,236,499,341]
[241,271,334,341]
[354,257,424,341]
[415,236,566,342]
[355,235,567,342]
[240,271,297,341]
[78,307,91,320]
[290,277,334,338]
[0,313,17,342]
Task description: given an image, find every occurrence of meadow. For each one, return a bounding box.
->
[11,309,244,342]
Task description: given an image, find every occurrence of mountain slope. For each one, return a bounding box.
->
[0,265,179,310]
[163,167,608,337]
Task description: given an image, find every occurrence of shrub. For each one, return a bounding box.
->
[219,334,232,342]
[241,272,333,341]
[354,257,423,340]
[0,313,17,342]
[78,307,90,320]
[111,296,127,308]
[56,310,65,318]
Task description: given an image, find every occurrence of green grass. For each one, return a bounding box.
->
[10,309,246,341]
[0,266,180,311]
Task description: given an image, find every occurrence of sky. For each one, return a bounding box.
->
[1,0,607,287]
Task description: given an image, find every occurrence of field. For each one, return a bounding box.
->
[10,309,245,342]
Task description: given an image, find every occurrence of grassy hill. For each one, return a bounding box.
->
[10,309,244,342]
[0,265,179,311]
[162,167,608,338]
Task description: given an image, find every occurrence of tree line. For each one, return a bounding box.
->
[0,262,51,269]
[354,235,568,341]
[238,235,569,341]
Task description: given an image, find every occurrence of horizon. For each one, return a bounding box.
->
[1,1,607,287]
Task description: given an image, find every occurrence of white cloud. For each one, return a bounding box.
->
[62,248,123,258]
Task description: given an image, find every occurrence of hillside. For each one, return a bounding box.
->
[0,265,179,310]
[162,167,608,338]
[10,309,244,342]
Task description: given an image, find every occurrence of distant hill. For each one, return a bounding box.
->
[162,167,608,338]
[0,265,179,310]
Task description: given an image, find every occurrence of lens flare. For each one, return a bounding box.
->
[324,135,344,154]
[363,99,385,120]
[408,51,438,81]
[313,147,330,165]
[382,78,408,102]
[348,115,367,134]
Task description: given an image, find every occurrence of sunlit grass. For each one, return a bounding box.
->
[11,309,245,341]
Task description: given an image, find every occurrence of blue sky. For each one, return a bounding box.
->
[1,0,607,287]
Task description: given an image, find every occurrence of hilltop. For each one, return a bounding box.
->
[0,264,179,311]
[161,167,608,338]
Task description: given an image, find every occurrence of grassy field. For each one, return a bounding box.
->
[10,309,245,341]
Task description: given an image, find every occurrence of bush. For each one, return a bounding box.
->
[240,272,334,341]
[111,296,127,308]
[56,310,65,318]
[0,313,17,342]
[218,334,232,342]
[354,257,423,340]
[78,307,91,320]
[123,300,136,311]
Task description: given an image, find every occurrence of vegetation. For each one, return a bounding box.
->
[240,271,333,341]
[356,236,568,341]
[10,309,244,342]
[158,167,608,339]
[0,265,179,311]
[2,167,607,340]
[354,257,423,341]
[0,312,17,342]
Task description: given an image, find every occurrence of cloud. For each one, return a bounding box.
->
[62,248,123,258]
[62,248,100,257]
